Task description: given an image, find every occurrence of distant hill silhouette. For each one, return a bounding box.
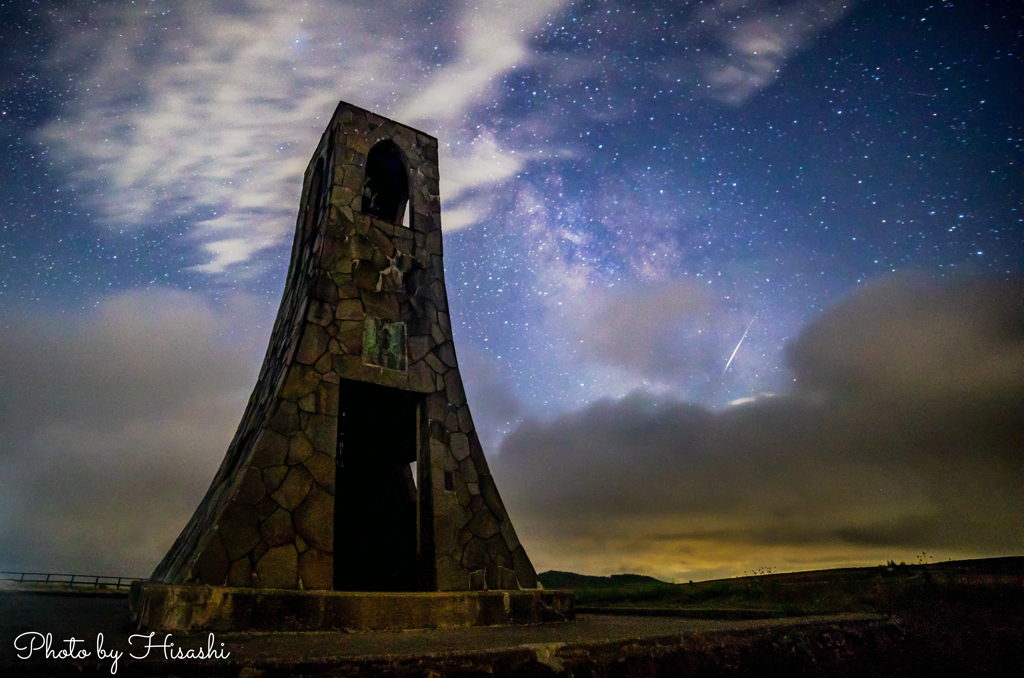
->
[538,570,669,589]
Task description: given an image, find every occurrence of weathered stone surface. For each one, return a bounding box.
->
[335,299,363,320]
[457,405,474,433]
[281,365,321,400]
[444,411,460,433]
[468,431,489,475]
[469,569,486,591]
[296,324,328,365]
[433,493,472,546]
[294,484,333,552]
[287,433,314,465]
[251,430,289,468]
[408,360,435,392]
[512,546,538,588]
[335,321,364,354]
[378,366,407,388]
[424,351,447,375]
[263,465,289,494]
[480,477,508,523]
[461,539,486,571]
[193,534,229,585]
[299,548,333,590]
[336,280,360,299]
[450,433,470,461]
[312,271,339,304]
[436,341,457,368]
[304,453,334,492]
[304,413,336,456]
[438,312,452,341]
[330,185,358,210]
[361,289,399,320]
[408,335,431,362]
[315,381,338,415]
[426,233,442,257]
[426,393,447,422]
[225,557,252,587]
[453,471,471,507]
[314,351,334,374]
[500,519,521,553]
[460,457,478,484]
[268,403,300,436]
[435,555,469,591]
[484,535,513,568]
[260,507,295,546]
[469,494,484,513]
[428,420,450,446]
[352,260,378,289]
[236,468,266,504]
[468,508,500,539]
[271,465,314,511]
[430,322,446,346]
[297,393,316,413]
[256,497,279,520]
[253,541,269,564]
[485,566,503,590]
[255,545,298,589]
[446,369,466,406]
[219,503,260,561]
[498,566,518,590]
[367,226,396,258]
[319,234,345,271]
[306,299,333,326]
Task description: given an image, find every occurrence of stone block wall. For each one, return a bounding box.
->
[151,101,537,592]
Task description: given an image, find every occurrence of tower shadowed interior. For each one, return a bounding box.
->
[334,380,422,591]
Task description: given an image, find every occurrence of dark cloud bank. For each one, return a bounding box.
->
[0,277,1018,580]
[493,275,1022,577]
[0,290,266,575]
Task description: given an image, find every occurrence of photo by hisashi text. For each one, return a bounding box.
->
[13,631,231,674]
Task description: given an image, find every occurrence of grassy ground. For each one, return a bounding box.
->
[538,556,1024,616]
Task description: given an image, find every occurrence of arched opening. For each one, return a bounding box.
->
[361,140,409,225]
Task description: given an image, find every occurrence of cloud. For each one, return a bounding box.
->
[437,130,525,231]
[0,288,270,575]
[456,344,528,454]
[492,276,1023,579]
[569,283,730,380]
[693,0,858,104]
[34,0,853,283]
[399,0,568,124]
[37,0,564,276]
[786,273,1023,406]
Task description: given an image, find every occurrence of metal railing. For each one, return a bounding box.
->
[0,572,145,590]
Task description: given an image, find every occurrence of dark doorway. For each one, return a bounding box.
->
[334,380,420,591]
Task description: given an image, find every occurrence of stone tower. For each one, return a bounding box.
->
[151,101,537,594]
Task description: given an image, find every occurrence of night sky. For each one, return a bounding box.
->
[1,0,1020,582]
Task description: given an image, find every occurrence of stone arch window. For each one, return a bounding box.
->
[361,140,409,225]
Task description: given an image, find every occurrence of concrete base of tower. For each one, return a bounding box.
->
[129,582,575,632]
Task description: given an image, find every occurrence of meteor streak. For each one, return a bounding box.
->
[721,313,757,378]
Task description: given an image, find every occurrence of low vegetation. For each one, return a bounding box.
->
[538,556,1024,617]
